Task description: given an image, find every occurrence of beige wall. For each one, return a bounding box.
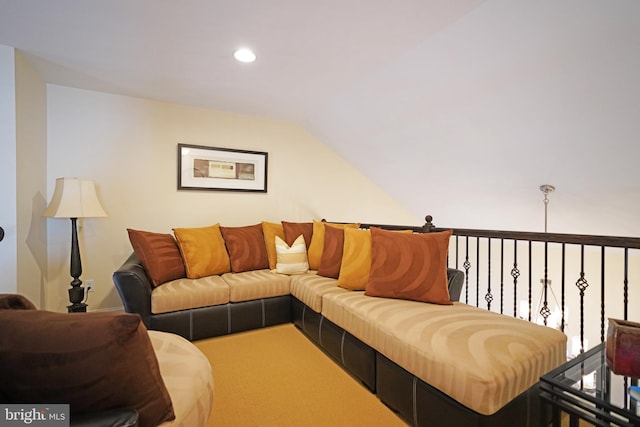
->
[15,51,48,307]
[45,85,419,311]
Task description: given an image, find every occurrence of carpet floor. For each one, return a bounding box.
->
[195,324,407,426]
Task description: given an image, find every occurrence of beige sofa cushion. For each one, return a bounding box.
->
[321,292,567,416]
[152,276,230,314]
[290,272,348,313]
[222,269,291,303]
[150,331,214,427]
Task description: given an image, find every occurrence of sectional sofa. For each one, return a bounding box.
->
[113,218,567,427]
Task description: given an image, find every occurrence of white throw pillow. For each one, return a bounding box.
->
[275,235,309,275]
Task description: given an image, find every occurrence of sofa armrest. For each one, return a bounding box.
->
[71,409,139,427]
[447,268,465,302]
[112,253,153,327]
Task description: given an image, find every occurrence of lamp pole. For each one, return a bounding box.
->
[68,217,87,312]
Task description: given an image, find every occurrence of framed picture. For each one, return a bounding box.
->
[178,143,268,192]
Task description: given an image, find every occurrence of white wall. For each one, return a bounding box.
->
[0,45,17,293]
[46,85,419,311]
[309,1,640,237]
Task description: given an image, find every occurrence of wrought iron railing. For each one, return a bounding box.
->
[428,216,639,356]
[354,215,640,357]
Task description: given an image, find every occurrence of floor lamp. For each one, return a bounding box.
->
[44,177,107,313]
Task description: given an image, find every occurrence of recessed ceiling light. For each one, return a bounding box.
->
[234,48,256,63]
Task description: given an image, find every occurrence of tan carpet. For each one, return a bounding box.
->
[195,324,407,426]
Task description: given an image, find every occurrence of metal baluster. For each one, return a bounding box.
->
[485,239,493,310]
[476,238,480,307]
[576,245,589,353]
[500,239,504,314]
[540,241,551,325]
[463,236,470,304]
[600,246,605,344]
[561,243,566,333]
[512,240,520,318]
[528,241,533,322]
[455,235,459,270]
[624,248,629,321]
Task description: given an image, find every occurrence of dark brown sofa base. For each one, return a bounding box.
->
[148,295,292,341]
[292,297,376,391]
[291,296,546,427]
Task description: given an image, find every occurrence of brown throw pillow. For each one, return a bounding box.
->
[0,310,175,427]
[282,221,313,249]
[317,225,345,279]
[0,294,37,310]
[127,229,186,287]
[365,228,453,305]
[221,223,270,273]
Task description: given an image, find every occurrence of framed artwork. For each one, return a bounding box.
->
[178,143,268,192]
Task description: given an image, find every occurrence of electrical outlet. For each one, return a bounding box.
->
[85,279,95,292]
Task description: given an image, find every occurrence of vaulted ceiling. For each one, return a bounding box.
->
[2,1,639,234]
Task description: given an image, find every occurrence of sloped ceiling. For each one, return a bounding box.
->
[1,0,639,234]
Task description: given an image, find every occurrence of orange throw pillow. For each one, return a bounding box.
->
[173,224,230,278]
[365,228,453,305]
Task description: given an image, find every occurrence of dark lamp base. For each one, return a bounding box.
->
[68,302,88,313]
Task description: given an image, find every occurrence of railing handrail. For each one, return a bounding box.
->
[336,215,640,249]
[433,227,640,249]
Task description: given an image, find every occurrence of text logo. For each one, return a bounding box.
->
[1,405,69,426]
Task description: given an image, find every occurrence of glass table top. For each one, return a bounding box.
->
[541,342,640,420]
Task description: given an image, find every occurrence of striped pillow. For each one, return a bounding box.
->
[275,235,309,275]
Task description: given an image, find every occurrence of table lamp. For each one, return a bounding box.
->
[44,178,107,312]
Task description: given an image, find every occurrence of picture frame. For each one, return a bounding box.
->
[177,143,268,192]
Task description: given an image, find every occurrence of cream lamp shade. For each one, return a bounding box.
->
[44,178,107,218]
